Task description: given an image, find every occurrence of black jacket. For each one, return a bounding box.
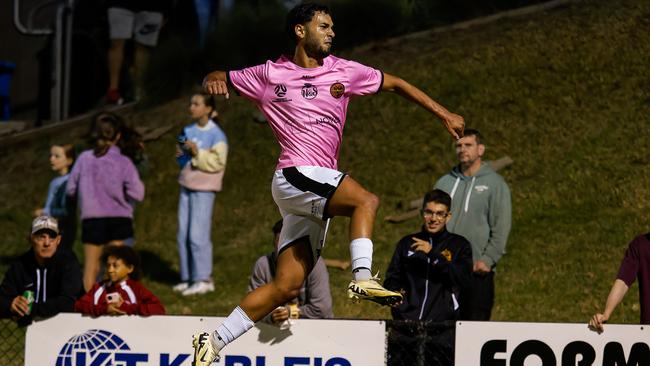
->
[384,228,472,322]
[0,247,83,325]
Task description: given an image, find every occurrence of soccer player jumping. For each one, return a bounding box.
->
[193,3,464,364]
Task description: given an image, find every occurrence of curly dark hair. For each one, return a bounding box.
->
[102,245,142,281]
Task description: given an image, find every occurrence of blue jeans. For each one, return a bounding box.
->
[177,187,215,283]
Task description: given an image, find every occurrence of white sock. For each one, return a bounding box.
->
[350,238,373,281]
[211,306,254,351]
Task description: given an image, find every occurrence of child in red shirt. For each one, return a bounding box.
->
[75,246,165,316]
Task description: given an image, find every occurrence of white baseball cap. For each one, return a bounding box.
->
[31,216,59,235]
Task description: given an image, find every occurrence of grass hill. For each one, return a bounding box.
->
[1,0,649,328]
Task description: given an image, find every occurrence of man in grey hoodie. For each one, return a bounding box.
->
[248,220,333,325]
[434,129,511,320]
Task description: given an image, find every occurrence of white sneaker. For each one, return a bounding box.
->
[173,282,190,292]
[182,281,215,296]
[192,332,220,365]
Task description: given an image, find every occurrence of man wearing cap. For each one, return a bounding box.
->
[0,216,83,325]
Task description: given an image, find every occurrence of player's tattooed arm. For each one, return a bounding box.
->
[203,71,230,99]
[381,72,464,139]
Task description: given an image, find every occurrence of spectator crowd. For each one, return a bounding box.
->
[2,107,648,365]
[1,98,229,322]
[1,4,648,365]
[2,101,647,366]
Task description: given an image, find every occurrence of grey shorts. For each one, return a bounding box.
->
[108,7,163,47]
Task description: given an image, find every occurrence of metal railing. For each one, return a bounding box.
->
[13,0,75,123]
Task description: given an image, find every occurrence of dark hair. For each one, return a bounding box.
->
[51,143,77,171]
[89,111,145,163]
[272,219,283,235]
[463,128,484,145]
[102,245,141,280]
[285,3,330,41]
[89,112,123,157]
[193,93,219,120]
[54,143,76,162]
[422,189,452,210]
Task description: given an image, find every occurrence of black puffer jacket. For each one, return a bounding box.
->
[384,228,472,321]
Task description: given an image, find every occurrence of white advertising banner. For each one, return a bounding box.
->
[455,321,649,365]
[26,314,386,366]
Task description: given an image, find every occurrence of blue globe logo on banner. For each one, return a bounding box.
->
[56,329,131,366]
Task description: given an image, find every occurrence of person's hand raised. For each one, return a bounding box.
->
[441,112,464,140]
[203,71,230,99]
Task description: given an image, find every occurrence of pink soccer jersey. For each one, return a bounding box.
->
[229,55,383,170]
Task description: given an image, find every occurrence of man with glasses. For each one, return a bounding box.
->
[384,189,472,321]
[434,129,511,320]
[384,189,472,365]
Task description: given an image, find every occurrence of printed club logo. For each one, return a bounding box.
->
[272,84,291,103]
[274,84,287,98]
[474,185,489,193]
[301,83,318,100]
[330,82,345,99]
[441,249,452,262]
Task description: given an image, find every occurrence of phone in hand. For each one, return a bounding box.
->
[106,292,120,303]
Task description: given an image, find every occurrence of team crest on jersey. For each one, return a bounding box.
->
[301,83,318,100]
[330,82,345,99]
[441,249,452,262]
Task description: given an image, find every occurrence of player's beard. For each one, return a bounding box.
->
[304,36,331,60]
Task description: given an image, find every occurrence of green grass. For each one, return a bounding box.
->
[1,0,649,327]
